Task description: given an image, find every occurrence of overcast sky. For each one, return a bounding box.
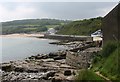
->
[0,1,118,22]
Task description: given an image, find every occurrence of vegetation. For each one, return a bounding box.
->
[1,17,102,35]
[92,41,120,81]
[57,17,102,36]
[75,69,105,82]
[76,41,120,81]
[2,19,70,34]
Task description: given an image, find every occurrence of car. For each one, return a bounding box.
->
[91,29,103,37]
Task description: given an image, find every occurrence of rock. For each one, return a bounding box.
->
[51,77,62,82]
[28,55,35,59]
[27,69,38,73]
[39,67,48,72]
[46,71,56,77]
[73,70,76,75]
[14,66,25,72]
[42,59,54,62]
[53,56,66,60]
[55,59,66,64]
[64,70,72,76]
[66,75,75,80]
[1,63,12,72]
[48,52,58,58]
[59,64,72,69]
[42,71,56,80]
[35,54,48,59]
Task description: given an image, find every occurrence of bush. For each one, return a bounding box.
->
[102,41,119,57]
[92,41,120,80]
[100,47,120,80]
[75,69,105,82]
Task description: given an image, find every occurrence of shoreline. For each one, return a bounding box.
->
[0,33,44,38]
[0,36,101,81]
[1,50,78,81]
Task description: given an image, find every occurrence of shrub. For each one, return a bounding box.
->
[75,69,105,82]
[102,41,119,57]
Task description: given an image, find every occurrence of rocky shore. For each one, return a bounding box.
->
[1,50,78,82]
[0,41,101,82]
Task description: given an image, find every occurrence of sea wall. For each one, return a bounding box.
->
[44,34,93,42]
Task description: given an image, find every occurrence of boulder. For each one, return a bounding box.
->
[53,56,66,60]
[46,71,56,77]
[42,71,56,80]
[14,66,25,72]
[64,70,72,76]
[48,52,58,58]
[35,54,48,59]
[26,69,38,73]
[28,56,35,59]
[1,63,12,72]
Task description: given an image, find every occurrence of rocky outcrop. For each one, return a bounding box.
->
[0,50,77,82]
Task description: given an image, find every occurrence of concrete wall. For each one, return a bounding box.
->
[44,34,93,42]
[102,3,120,44]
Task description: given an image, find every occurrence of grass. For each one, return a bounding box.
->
[92,41,120,81]
[57,17,102,36]
[100,48,120,80]
[75,69,105,82]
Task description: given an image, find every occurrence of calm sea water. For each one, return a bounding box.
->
[0,37,66,63]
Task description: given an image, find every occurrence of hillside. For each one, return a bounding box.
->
[1,19,70,34]
[92,41,120,80]
[76,69,105,81]
[57,17,102,36]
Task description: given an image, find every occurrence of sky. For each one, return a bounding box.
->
[0,0,119,22]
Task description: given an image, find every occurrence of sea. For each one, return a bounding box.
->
[0,37,66,63]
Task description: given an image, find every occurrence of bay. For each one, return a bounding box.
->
[0,37,66,63]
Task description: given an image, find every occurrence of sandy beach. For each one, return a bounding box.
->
[0,33,44,38]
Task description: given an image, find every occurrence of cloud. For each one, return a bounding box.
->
[0,4,36,21]
[1,0,119,2]
[0,3,50,22]
[0,2,118,22]
[37,2,117,20]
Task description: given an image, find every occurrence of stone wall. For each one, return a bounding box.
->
[66,51,91,69]
[66,48,101,69]
[44,34,93,42]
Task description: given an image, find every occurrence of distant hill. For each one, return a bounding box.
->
[57,17,103,36]
[1,19,70,34]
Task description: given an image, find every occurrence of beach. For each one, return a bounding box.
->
[0,33,44,38]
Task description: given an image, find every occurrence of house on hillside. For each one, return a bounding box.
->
[102,3,120,44]
[46,28,56,35]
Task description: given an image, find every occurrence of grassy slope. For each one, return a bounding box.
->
[76,42,120,81]
[92,41,120,80]
[75,69,105,81]
[2,19,69,34]
[57,17,102,36]
[98,48,120,80]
